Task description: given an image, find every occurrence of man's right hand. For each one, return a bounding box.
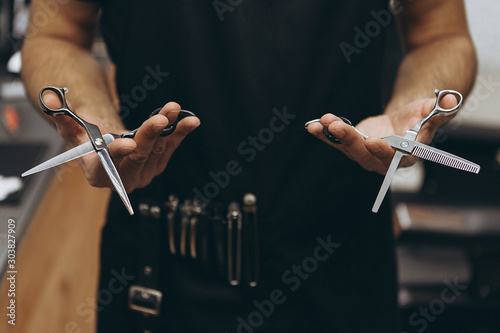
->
[43,93,200,193]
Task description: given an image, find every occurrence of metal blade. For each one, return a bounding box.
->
[22,141,94,177]
[410,143,480,174]
[372,150,405,213]
[382,135,480,174]
[97,149,134,215]
[21,133,118,177]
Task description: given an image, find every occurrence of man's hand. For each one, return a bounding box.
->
[306,94,458,174]
[43,93,200,192]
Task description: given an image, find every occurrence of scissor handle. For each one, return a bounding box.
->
[320,117,369,144]
[408,89,463,138]
[431,89,463,117]
[322,117,352,144]
[121,109,197,138]
[160,109,196,136]
[304,117,367,144]
[38,86,74,117]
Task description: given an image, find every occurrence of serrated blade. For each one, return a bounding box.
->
[382,135,481,174]
[411,143,480,174]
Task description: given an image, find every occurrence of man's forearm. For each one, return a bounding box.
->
[21,37,124,129]
[384,35,477,115]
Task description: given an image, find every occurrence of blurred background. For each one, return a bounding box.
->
[0,0,499,332]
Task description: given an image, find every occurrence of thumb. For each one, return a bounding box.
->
[439,93,459,110]
[421,93,459,121]
[417,93,459,142]
[43,93,86,145]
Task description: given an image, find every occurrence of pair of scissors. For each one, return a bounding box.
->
[305,89,481,213]
[22,86,196,215]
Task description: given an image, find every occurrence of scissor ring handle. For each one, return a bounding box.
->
[39,86,73,117]
[323,117,353,144]
[157,109,196,137]
[121,109,197,139]
[432,89,463,116]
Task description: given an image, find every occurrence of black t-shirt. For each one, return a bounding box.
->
[94,1,398,332]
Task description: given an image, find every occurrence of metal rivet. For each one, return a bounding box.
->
[243,193,256,205]
[401,141,409,148]
[150,206,161,219]
[138,203,150,216]
[94,138,104,146]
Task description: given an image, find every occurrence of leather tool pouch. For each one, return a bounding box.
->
[162,194,260,287]
[128,202,163,332]
[128,194,260,332]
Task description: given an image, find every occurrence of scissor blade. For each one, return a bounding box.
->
[22,141,94,177]
[97,149,134,215]
[372,150,405,213]
[410,143,480,174]
[382,136,480,174]
[21,134,118,177]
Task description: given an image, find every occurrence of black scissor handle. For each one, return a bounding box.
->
[323,117,353,144]
[122,109,197,139]
[39,86,73,117]
[158,109,196,136]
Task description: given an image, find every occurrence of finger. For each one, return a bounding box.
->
[107,138,137,166]
[79,150,117,189]
[306,121,332,144]
[421,93,458,123]
[306,114,342,146]
[157,101,181,118]
[439,93,459,109]
[42,91,63,109]
[158,103,180,129]
[118,115,170,190]
[325,119,387,172]
[158,116,200,167]
[308,114,396,173]
[120,114,170,168]
[43,93,85,145]
[417,93,459,143]
[109,102,181,171]
[307,115,365,154]
[139,101,183,172]
[75,137,137,189]
[144,129,174,174]
[365,137,396,168]
[146,101,182,153]
[319,113,341,127]
[145,101,182,168]
[326,119,368,153]
[366,137,422,171]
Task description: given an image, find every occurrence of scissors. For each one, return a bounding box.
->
[305,89,481,213]
[22,86,197,215]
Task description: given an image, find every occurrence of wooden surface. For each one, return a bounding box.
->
[0,160,110,333]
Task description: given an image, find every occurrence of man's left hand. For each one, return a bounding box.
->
[306,94,458,174]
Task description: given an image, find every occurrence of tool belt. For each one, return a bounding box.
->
[128,193,260,324]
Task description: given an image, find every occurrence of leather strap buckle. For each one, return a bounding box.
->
[128,285,163,316]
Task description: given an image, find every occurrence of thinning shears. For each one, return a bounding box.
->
[305,89,480,213]
[22,86,196,215]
